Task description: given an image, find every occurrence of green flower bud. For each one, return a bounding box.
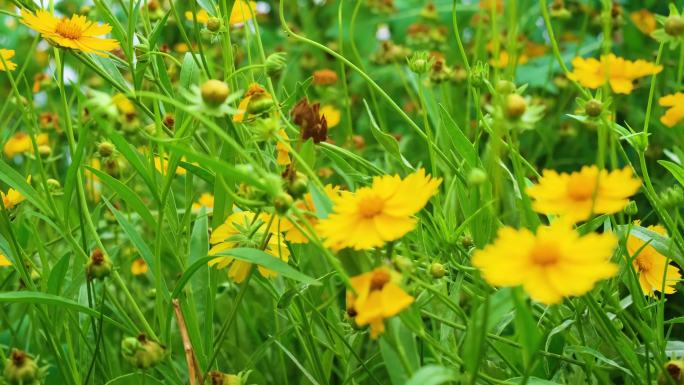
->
[585,99,603,118]
[287,172,308,199]
[430,262,446,279]
[274,192,294,215]
[660,360,684,385]
[3,349,39,385]
[665,16,684,37]
[47,178,61,193]
[207,17,222,32]
[505,94,527,119]
[393,255,414,272]
[201,80,230,106]
[623,201,638,216]
[495,80,516,95]
[407,51,433,75]
[122,334,165,369]
[461,234,474,249]
[467,168,487,187]
[86,248,112,280]
[98,141,115,158]
[37,145,52,158]
[246,94,275,115]
[265,52,287,76]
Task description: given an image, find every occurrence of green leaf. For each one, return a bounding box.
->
[63,121,90,218]
[659,160,684,187]
[105,373,164,385]
[0,159,49,214]
[505,377,562,385]
[107,130,160,203]
[212,248,320,285]
[364,100,410,167]
[47,253,70,295]
[405,365,458,385]
[438,105,478,167]
[299,138,316,169]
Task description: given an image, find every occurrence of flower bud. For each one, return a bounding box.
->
[37,145,52,158]
[430,262,446,279]
[660,360,684,385]
[623,201,638,216]
[122,334,165,369]
[265,52,287,77]
[495,80,516,95]
[461,234,474,249]
[47,178,61,192]
[274,192,294,215]
[407,51,433,75]
[287,172,309,199]
[207,17,222,32]
[3,349,39,385]
[246,94,275,115]
[208,371,243,385]
[393,255,414,272]
[505,94,527,119]
[86,248,112,280]
[665,16,684,37]
[98,141,115,158]
[585,99,603,118]
[201,80,230,106]
[467,168,487,186]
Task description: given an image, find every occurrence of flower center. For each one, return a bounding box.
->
[634,255,652,273]
[566,174,597,201]
[370,269,391,290]
[55,19,83,40]
[530,242,562,267]
[358,195,385,219]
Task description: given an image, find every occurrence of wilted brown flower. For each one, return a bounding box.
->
[292,98,327,143]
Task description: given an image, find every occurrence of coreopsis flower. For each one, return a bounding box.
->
[526,166,641,222]
[4,132,49,158]
[192,193,215,210]
[346,267,414,338]
[234,83,272,123]
[320,105,341,129]
[630,9,657,34]
[0,253,10,267]
[313,69,338,86]
[0,49,17,72]
[627,223,681,296]
[317,169,441,250]
[131,258,149,275]
[21,10,119,56]
[1,177,29,210]
[292,98,328,143]
[472,220,618,305]
[277,185,340,244]
[229,0,257,25]
[154,156,187,176]
[275,129,291,166]
[567,54,662,94]
[659,93,684,127]
[209,211,289,283]
[185,9,211,24]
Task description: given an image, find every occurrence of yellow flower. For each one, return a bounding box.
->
[233,83,270,123]
[4,132,49,158]
[230,1,257,25]
[320,105,341,129]
[277,185,340,244]
[131,258,149,275]
[209,211,289,283]
[490,51,528,69]
[0,253,11,267]
[185,9,210,24]
[317,169,441,250]
[21,10,119,56]
[472,220,618,305]
[567,54,662,94]
[85,158,102,202]
[347,267,414,338]
[276,129,291,166]
[192,193,215,210]
[1,177,30,210]
[627,223,681,296]
[526,166,641,223]
[0,49,17,72]
[112,93,136,116]
[630,9,656,35]
[659,93,684,127]
[154,156,187,176]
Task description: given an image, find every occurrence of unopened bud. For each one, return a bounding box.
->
[86,248,112,280]
[585,99,603,117]
[467,168,487,186]
[37,145,52,158]
[624,201,638,216]
[207,17,222,32]
[274,192,294,215]
[122,334,165,369]
[98,142,115,158]
[201,80,230,106]
[430,262,446,279]
[505,94,527,119]
[665,16,684,37]
[3,349,39,385]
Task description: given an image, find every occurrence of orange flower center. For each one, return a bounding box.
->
[566,174,598,201]
[358,195,384,219]
[634,255,652,273]
[55,19,83,40]
[530,242,561,266]
[370,270,391,290]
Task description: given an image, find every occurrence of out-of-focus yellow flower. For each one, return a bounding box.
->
[277,185,340,244]
[154,156,187,176]
[317,169,441,250]
[659,93,684,127]
[112,93,136,116]
[0,253,11,267]
[21,10,119,56]
[131,258,149,275]
[185,9,210,24]
[526,166,641,223]
[85,158,102,202]
[274,129,291,166]
[0,49,17,72]
[347,267,414,338]
[4,132,49,158]
[230,1,257,25]
[192,192,214,210]
[630,9,657,35]
[472,220,618,305]
[567,54,662,94]
[208,211,289,283]
[320,105,341,128]
[627,222,681,296]
[1,176,30,210]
